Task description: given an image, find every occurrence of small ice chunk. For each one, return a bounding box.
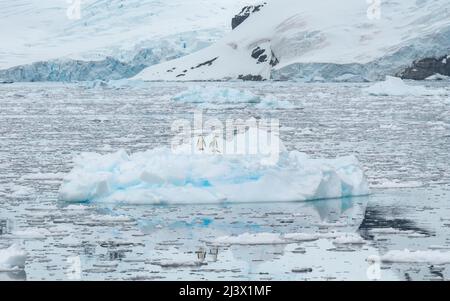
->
[369,228,415,235]
[425,73,450,81]
[65,204,89,210]
[0,245,27,271]
[152,260,207,268]
[374,249,450,264]
[211,233,286,245]
[8,228,51,239]
[371,179,423,189]
[333,233,365,245]
[88,214,134,223]
[284,233,319,242]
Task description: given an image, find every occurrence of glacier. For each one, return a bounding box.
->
[58,129,369,204]
[0,30,224,82]
[135,0,450,82]
[0,0,249,82]
[2,0,450,82]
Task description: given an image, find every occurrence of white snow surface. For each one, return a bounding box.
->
[0,0,254,69]
[135,0,450,81]
[58,129,369,204]
[0,245,27,271]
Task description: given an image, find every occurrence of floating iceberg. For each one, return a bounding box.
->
[0,245,27,271]
[172,86,293,109]
[81,79,150,90]
[364,76,446,96]
[59,129,369,205]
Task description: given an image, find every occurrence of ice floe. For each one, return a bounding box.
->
[172,86,294,109]
[371,179,424,189]
[58,128,369,204]
[82,79,150,90]
[0,245,27,271]
[7,228,51,240]
[207,231,365,246]
[425,74,450,81]
[369,249,450,264]
[369,228,416,235]
[364,76,447,96]
[332,233,365,245]
[211,233,287,245]
[20,172,65,181]
[152,260,207,268]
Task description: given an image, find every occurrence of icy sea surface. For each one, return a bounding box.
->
[0,81,449,280]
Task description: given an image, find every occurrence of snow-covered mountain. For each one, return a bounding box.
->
[1,0,450,82]
[134,0,450,82]
[0,0,253,81]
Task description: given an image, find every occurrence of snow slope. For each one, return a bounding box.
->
[135,0,450,81]
[0,0,253,70]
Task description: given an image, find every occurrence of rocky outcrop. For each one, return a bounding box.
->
[398,55,450,80]
[231,3,267,29]
[238,74,264,81]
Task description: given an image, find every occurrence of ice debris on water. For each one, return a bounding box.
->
[364,76,447,96]
[0,245,27,271]
[207,231,365,246]
[368,249,450,264]
[172,86,294,109]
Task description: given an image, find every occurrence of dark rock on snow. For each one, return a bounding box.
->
[399,55,450,80]
[238,74,264,81]
[231,3,267,29]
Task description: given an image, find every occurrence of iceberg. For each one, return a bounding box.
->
[172,86,294,108]
[0,245,27,271]
[172,86,261,104]
[58,129,369,205]
[364,76,447,96]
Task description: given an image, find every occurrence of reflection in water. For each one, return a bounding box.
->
[6,189,447,280]
[0,270,27,281]
[127,196,373,280]
[358,205,432,240]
